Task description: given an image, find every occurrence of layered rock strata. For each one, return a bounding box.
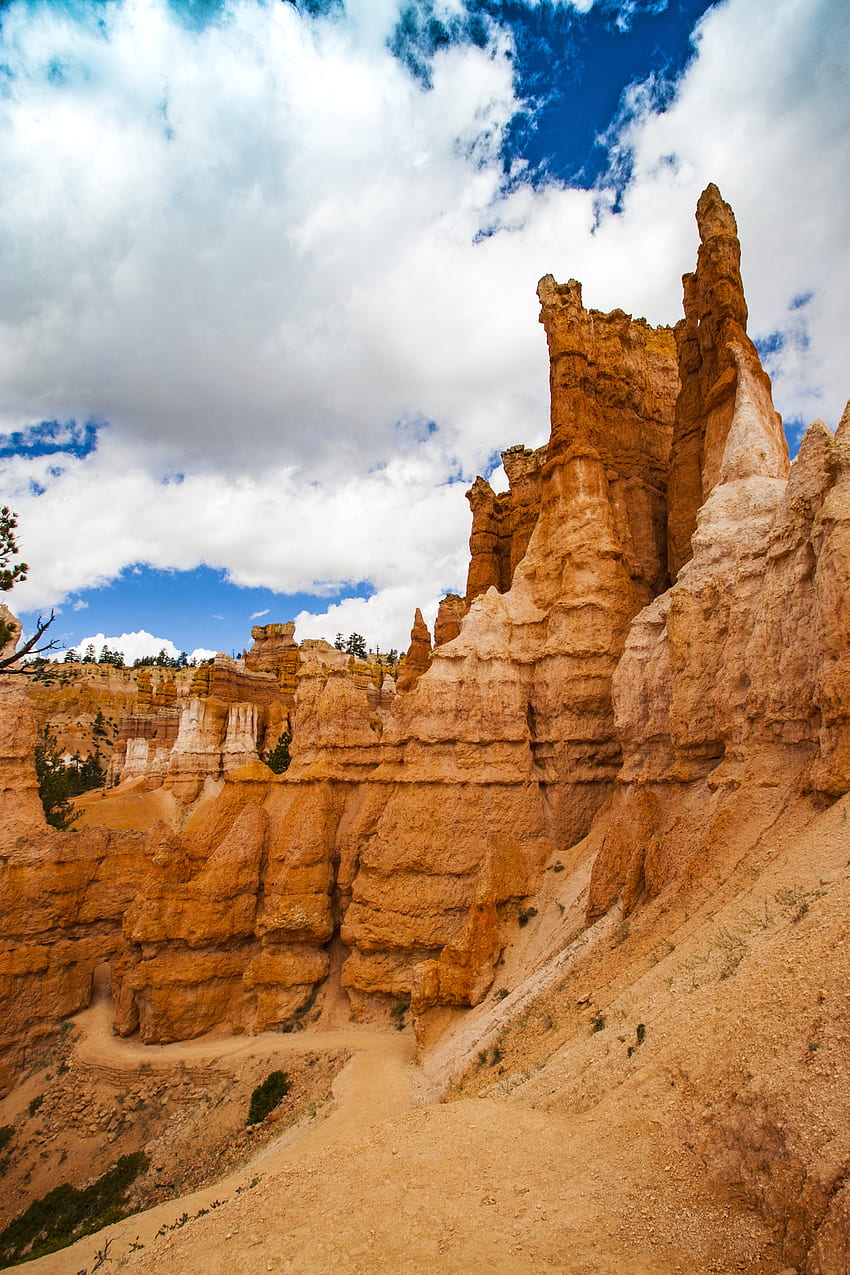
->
[464,443,546,605]
[0,680,148,1093]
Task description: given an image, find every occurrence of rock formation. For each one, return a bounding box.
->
[394,608,433,692]
[463,443,546,605]
[2,184,847,1078]
[433,593,466,647]
[666,183,789,577]
[0,678,148,1092]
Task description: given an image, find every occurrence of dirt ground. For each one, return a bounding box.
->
[4,792,849,1274]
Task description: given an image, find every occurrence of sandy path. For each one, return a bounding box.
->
[22,1000,417,1274]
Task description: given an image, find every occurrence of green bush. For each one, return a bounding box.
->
[0,1151,147,1266]
[247,1071,290,1125]
[264,731,292,774]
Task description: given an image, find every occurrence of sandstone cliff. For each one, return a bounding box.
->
[0,679,149,1093]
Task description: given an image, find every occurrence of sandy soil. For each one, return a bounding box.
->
[9,794,850,1275]
[12,988,780,1275]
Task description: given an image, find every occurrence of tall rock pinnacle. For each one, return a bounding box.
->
[666,183,790,577]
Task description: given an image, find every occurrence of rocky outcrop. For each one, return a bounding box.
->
[667,183,789,578]
[161,656,285,803]
[6,186,847,1066]
[395,608,433,692]
[0,678,148,1094]
[433,593,466,647]
[584,193,850,921]
[464,444,546,605]
[244,622,301,702]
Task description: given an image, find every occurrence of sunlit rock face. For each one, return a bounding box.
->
[584,190,850,920]
[0,676,149,1093]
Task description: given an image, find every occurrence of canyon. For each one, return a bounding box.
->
[0,185,848,1273]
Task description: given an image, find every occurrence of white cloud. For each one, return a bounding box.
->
[250,609,271,620]
[65,630,179,664]
[190,647,218,663]
[59,630,220,664]
[592,0,850,435]
[0,0,847,650]
[71,599,89,611]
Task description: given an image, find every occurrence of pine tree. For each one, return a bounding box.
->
[264,731,292,774]
[34,727,80,829]
[345,632,367,658]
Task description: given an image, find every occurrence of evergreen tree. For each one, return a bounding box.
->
[0,507,27,592]
[0,507,58,671]
[34,727,80,829]
[264,731,292,774]
[345,632,367,658]
[34,729,106,828]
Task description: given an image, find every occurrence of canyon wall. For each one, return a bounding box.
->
[0,679,149,1093]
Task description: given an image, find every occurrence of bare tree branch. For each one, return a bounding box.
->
[0,610,58,673]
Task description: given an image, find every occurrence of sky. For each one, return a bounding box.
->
[0,0,847,661]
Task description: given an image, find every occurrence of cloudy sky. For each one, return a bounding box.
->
[0,0,847,661]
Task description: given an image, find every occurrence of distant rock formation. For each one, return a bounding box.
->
[464,443,546,605]
[395,608,433,692]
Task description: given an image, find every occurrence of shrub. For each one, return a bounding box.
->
[247,1071,290,1125]
[28,1095,43,1117]
[389,997,409,1030]
[264,731,292,775]
[0,1151,147,1265]
[0,1126,11,1153]
[517,906,538,928]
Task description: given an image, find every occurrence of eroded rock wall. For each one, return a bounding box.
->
[0,681,148,1093]
[585,193,850,922]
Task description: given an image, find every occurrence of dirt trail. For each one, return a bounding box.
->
[22,999,417,1275]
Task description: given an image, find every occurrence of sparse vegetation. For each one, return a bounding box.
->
[390,997,409,1030]
[264,730,292,774]
[517,905,538,927]
[590,1013,606,1033]
[0,1126,12,1153]
[493,987,509,1001]
[0,1151,147,1267]
[247,1071,290,1125]
[27,1095,43,1117]
[34,726,105,828]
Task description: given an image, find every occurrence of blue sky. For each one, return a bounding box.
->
[0,0,847,659]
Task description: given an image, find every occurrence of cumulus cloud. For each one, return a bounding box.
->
[0,0,847,648]
[63,629,212,664]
